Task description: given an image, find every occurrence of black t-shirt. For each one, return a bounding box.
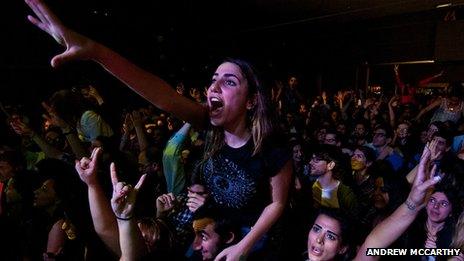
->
[200,138,291,226]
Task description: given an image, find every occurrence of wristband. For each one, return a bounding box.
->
[115,215,133,221]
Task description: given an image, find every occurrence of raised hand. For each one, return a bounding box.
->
[41,102,70,130]
[10,117,33,137]
[25,0,97,67]
[186,189,208,213]
[155,193,177,217]
[214,244,247,261]
[110,163,146,219]
[407,144,441,209]
[75,147,102,186]
[428,138,443,161]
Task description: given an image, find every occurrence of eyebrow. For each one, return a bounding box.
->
[213,73,241,83]
[314,223,340,238]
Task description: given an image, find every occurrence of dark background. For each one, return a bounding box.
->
[3,0,464,121]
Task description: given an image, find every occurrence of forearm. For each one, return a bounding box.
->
[117,219,146,261]
[94,44,207,127]
[238,202,285,254]
[133,125,148,152]
[388,106,396,128]
[31,132,64,159]
[88,185,121,255]
[65,132,88,159]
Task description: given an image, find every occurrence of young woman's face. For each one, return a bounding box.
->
[307,214,346,261]
[207,62,250,129]
[426,192,452,224]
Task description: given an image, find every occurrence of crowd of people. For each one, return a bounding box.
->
[1,0,464,260]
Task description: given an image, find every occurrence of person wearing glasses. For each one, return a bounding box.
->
[366,123,404,172]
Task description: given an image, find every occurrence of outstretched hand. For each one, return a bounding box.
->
[25,0,97,67]
[75,147,102,187]
[407,144,441,209]
[110,163,146,219]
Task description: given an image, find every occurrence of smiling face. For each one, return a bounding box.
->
[307,214,346,261]
[207,62,250,130]
[192,221,222,261]
[426,192,452,224]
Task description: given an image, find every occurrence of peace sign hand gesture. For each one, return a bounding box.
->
[110,163,146,220]
[25,0,98,67]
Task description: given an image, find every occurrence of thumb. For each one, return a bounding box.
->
[51,51,74,68]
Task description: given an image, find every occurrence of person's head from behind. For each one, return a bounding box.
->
[206,58,272,155]
[192,207,240,261]
[307,208,352,261]
[49,89,87,125]
[446,82,464,105]
[137,217,175,254]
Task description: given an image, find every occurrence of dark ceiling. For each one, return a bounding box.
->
[3,0,464,106]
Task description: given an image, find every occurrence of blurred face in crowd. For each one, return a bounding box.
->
[354,124,366,138]
[293,144,304,164]
[34,179,57,208]
[372,128,388,147]
[307,214,347,261]
[317,128,327,144]
[396,123,410,140]
[426,192,452,224]
[289,76,298,89]
[336,124,346,136]
[45,130,66,150]
[373,177,389,209]
[324,134,338,146]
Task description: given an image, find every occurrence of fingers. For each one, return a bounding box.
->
[25,0,50,26]
[110,162,119,186]
[417,175,442,192]
[134,174,147,191]
[27,15,49,33]
[90,147,102,165]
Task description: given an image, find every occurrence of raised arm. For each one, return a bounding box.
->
[414,98,441,122]
[10,118,64,160]
[25,0,208,128]
[354,145,441,261]
[110,164,147,261]
[75,148,120,255]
